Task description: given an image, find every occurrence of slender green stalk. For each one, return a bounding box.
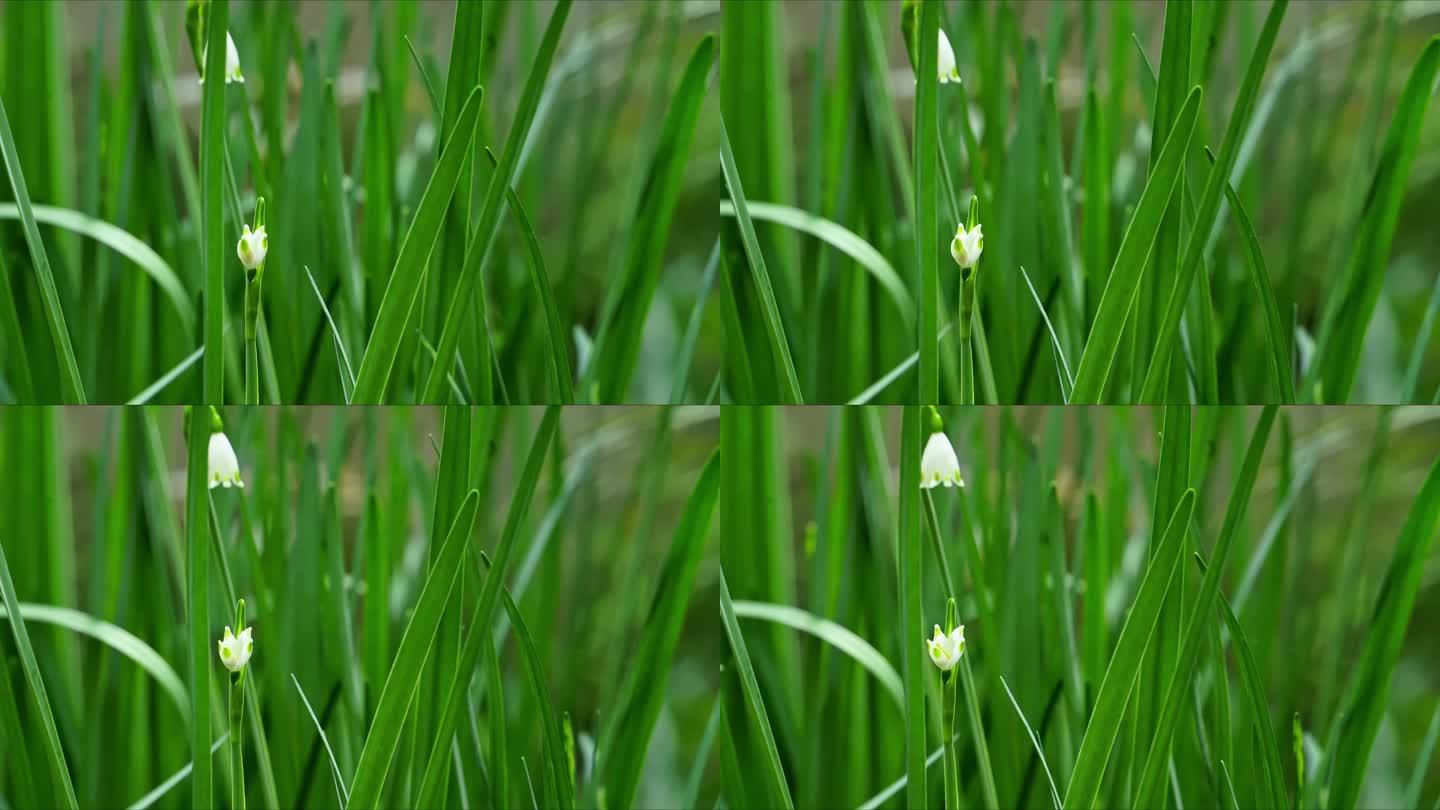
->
[200,0,229,402]
[913,0,940,402]
[185,406,214,807]
[243,198,267,405]
[229,599,247,810]
[957,197,980,404]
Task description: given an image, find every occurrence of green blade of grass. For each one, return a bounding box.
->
[183,408,212,807]
[414,407,560,808]
[0,96,86,403]
[1138,0,1288,403]
[127,734,229,810]
[303,266,356,400]
[346,489,479,807]
[1404,704,1440,809]
[897,405,926,809]
[719,116,804,404]
[720,200,916,329]
[595,449,719,808]
[1135,406,1277,805]
[1309,36,1440,403]
[0,540,79,808]
[1063,488,1197,808]
[1000,675,1061,810]
[349,87,482,403]
[720,570,795,810]
[502,590,572,810]
[1069,87,1201,403]
[580,35,714,403]
[484,148,573,402]
[0,602,188,725]
[0,203,193,336]
[199,0,229,402]
[1216,156,1293,402]
[913,0,940,402]
[1195,553,1288,810]
[1327,453,1440,808]
[291,673,349,806]
[731,600,902,709]
[418,1,573,404]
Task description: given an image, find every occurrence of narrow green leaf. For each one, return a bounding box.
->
[199,0,229,402]
[0,541,79,808]
[350,87,482,403]
[1063,489,1197,808]
[733,600,902,708]
[718,116,803,404]
[720,571,795,810]
[502,591,572,810]
[1069,87,1202,403]
[346,489,480,807]
[0,96,86,402]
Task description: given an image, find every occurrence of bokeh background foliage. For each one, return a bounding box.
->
[0,0,720,404]
[719,1,1440,404]
[0,405,722,809]
[721,405,1440,809]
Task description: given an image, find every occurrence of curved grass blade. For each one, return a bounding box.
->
[414,407,561,808]
[0,542,79,808]
[579,34,714,402]
[1401,273,1440,403]
[1000,675,1061,810]
[420,1,573,404]
[1138,0,1289,402]
[503,590,573,810]
[0,96,86,402]
[1069,87,1201,403]
[0,603,188,725]
[350,87,482,403]
[731,600,901,708]
[484,148,573,402]
[127,734,229,810]
[291,673,349,806]
[347,489,480,807]
[1196,553,1288,810]
[719,115,803,404]
[183,403,212,806]
[1063,489,1197,808]
[721,200,915,328]
[672,240,720,403]
[1019,265,1074,398]
[1327,453,1440,808]
[1217,156,1293,402]
[0,204,193,335]
[595,449,719,808]
[847,324,954,404]
[1404,704,1440,809]
[1308,35,1440,402]
[303,266,356,400]
[720,571,795,810]
[1135,406,1277,805]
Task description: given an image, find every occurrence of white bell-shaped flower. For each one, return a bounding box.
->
[208,431,245,489]
[926,623,966,671]
[920,431,964,489]
[199,32,246,85]
[217,625,253,673]
[237,224,268,271]
[951,222,984,270]
[938,29,960,84]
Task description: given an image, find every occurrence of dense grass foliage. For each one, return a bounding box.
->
[0,1,719,404]
[0,405,721,808]
[721,405,1440,809]
[719,1,1440,404]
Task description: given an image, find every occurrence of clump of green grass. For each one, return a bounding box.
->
[0,1,720,404]
[721,405,1440,809]
[0,404,722,808]
[720,1,1440,404]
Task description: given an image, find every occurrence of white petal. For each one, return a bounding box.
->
[920,432,962,490]
[208,431,244,490]
[937,30,959,83]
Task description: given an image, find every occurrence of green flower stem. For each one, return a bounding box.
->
[230,670,245,810]
[958,277,976,405]
[943,670,959,810]
[243,198,266,405]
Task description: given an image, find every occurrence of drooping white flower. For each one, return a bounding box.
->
[217,625,254,673]
[199,32,246,85]
[951,222,984,270]
[208,431,245,489]
[237,224,268,271]
[920,431,964,489]
[937,29,960,84]
[926,623,966,671]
